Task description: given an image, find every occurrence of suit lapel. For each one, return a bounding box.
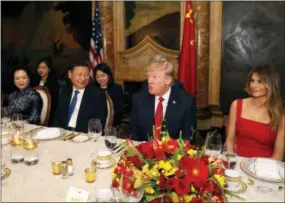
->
[165,87,179,127]
[76,86,89,127]
[145,93,155,137]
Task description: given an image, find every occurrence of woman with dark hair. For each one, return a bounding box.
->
[2,67,43,124]
[31,57,59,125]
[226,65,284,160]
[94,63,124,128]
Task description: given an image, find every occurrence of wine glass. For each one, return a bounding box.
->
[88,119,102,142]
[11,113,23,123]
[222,144,237,169]
[190,130,205,150]
[205,131,223,157]
[104,127,117,151]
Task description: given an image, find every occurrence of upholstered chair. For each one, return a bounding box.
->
[33,86,51,126]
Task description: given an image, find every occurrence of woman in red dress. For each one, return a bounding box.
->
[226,66,284,160]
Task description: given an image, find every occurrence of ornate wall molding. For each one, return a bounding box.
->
[116,35,179,83]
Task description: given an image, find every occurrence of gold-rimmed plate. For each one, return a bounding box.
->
[70,134,91,143]
[1,168,11,180]
[33,128,66,141]
[240,158,284,183]
[92,158,116,169]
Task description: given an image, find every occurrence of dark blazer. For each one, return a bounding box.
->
[129,85,197,141]
[103,83,124,127]
[31,73,59,125]
[52,84,107,133]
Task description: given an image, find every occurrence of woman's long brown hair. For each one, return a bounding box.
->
[245,65,283,129]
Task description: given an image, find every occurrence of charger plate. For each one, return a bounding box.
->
[240,158,284,183]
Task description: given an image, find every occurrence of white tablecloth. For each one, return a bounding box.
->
[1,124,285,202]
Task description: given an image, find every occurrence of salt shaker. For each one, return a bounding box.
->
[67,158,73,176]
[61,161,68,179]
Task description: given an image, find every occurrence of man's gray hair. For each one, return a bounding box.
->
[147,54,175,79]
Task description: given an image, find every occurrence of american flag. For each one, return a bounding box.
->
[89,1,104,79]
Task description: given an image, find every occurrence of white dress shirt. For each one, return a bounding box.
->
[68,87,85,128]
[154,87,171,119]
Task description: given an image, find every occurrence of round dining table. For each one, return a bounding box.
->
[1,124,284,202]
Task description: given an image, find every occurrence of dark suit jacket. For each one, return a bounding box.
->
[129,85,197,141]
[104,83,124,127]
[31,74,59,125]
[52,84,107,133]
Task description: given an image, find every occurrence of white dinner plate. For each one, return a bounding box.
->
[33,128,66,140]
[240,158,284,183]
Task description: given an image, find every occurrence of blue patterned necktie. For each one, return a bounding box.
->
[66,90,80,126]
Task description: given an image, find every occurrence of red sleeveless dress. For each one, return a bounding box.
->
[235,99,277,158]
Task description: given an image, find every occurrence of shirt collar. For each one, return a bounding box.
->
[72,86,85,94]
[155,87,171,102]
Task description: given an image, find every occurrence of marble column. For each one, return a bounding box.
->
[193,2,211,127]
[99,1,115,72]
[208,1,223,127]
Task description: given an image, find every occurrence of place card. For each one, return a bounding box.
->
[65,186,89,202]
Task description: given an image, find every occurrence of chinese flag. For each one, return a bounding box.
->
[178,1,196,96]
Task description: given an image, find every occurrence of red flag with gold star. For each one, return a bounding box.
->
[178,1,196,96]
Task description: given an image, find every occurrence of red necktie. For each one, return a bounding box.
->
[154,97,164,139]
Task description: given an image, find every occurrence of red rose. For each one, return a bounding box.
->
[158,174,166,189]
[166,177,178,190]
[175,169,185,178]
[129,155,143,168]
[154,148,166,161]
[137,142,154,159]
[175,178,190,196]
[179,155,191,170]
[150,197,161,203]
[202,180,214,193]
[192,196,202,202]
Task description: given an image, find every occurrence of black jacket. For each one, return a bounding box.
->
[52,84,107,133]
[129,85,197,141]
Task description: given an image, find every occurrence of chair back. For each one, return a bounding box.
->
[104,91,114,131]
[33,86,51,126]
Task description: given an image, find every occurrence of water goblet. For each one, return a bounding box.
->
[88,119,102,142]
[104,127,117,151]
[206,131,223,157]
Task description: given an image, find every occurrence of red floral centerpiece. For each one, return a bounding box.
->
[111,131,229,202]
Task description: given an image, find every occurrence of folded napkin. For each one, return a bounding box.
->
[35,128,61,140]
[255,158,281,180]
